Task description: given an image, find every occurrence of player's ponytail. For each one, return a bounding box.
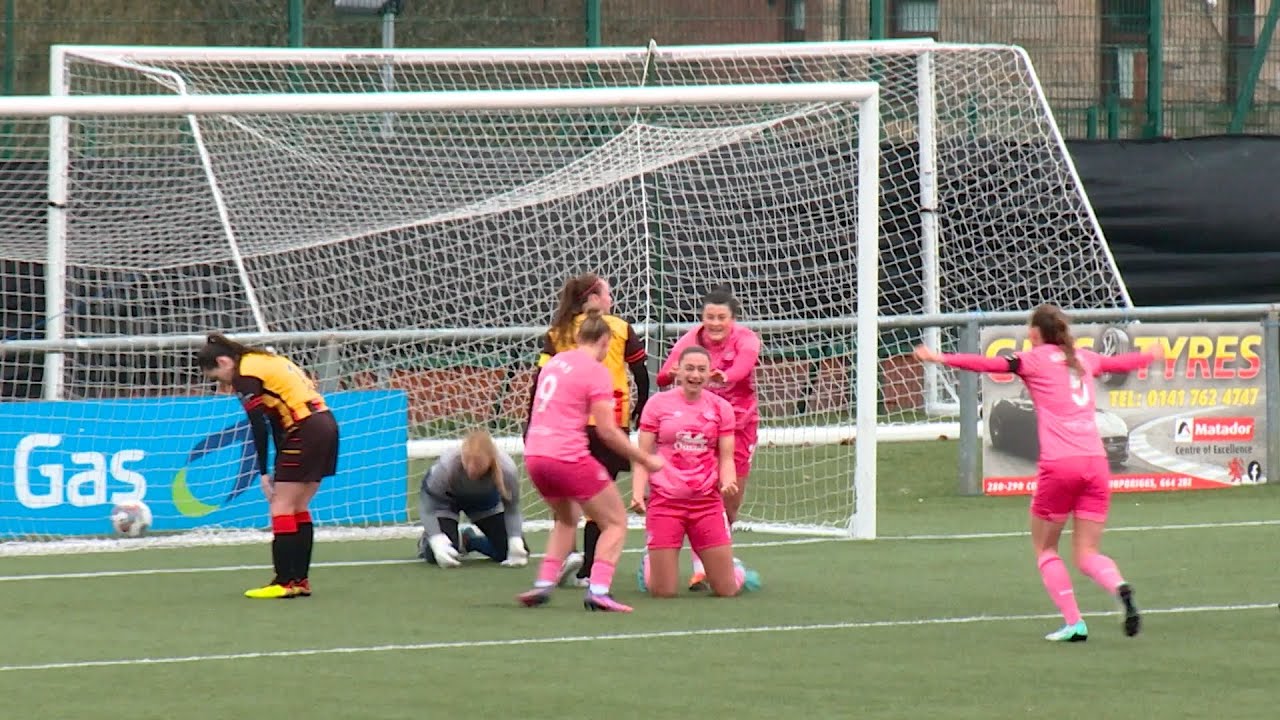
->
[702,284,742,317]
[550,272,605,347]
[460,429,508,501]
[576,309,614,345]
[196,332,269,370]
[1030,304,1082,375]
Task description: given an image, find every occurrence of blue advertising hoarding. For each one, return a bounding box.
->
[0,390,408,536]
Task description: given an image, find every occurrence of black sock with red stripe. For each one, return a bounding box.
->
[294,511,314,581]
[270,514,300,585]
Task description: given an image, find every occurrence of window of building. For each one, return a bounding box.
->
[1226,0,1257,104]
[1100,0,1150,105]
[891,0,938,40]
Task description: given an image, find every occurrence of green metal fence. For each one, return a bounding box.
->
[3,0,1279,138]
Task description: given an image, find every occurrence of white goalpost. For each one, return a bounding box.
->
[0,40,1130,551]
[0,75,882,550]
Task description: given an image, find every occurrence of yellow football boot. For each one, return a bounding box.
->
[244,582,297,599]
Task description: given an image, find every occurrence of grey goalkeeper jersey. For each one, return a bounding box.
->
[418,447,522,539]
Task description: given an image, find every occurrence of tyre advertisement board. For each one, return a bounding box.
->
[981,322,1266,495]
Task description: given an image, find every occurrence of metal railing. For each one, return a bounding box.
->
[3,302,1277,495]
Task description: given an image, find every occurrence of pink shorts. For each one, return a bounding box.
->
[734,422,758,484]
[1031,456,1112,523]
[525,455,611,504]
[646,493,732,553]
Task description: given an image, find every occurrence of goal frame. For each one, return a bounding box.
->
[10,78,883,540]
[48,41,1133,420]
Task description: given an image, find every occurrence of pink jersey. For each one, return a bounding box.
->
[639,388,736,500]
[657,324,760,430]
[524,348,615,461]
[944,344,1155,462]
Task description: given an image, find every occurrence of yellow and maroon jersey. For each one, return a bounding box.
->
[538,313,645,426]
[233,353,328,434]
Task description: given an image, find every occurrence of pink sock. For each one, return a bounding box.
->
[588,559,617,594]
[641,553,651,589]
[1077,553,1125,594]
[535,556,563,588]
[1037,551,1082,625]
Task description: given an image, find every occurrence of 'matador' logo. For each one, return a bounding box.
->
[171,419,260,517]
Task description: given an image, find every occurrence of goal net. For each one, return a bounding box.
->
[0,40,1128,549]
[0,75,882,549]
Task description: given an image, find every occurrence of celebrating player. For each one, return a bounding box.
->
[518,311,663,612]
[632,345,761,598]
[532,272,650,587]
[656,285,760,590]
[197,333,339,599]
[915,304,1160,642]
[417,429,534,570]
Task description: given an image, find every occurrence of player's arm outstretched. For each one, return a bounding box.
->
[656,328,699,388]
[915,343,1162,374]
[914,345,1021,373]
[712,330,760,386]
[1087,345,1164,373]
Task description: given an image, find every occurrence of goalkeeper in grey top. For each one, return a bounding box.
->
[418,429,529,568]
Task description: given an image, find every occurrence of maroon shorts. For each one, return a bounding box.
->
[274,411,339,483]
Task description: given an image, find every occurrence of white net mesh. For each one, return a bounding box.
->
[0,42,1128,547]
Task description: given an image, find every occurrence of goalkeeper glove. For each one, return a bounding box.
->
[501,537,529,567]
[427,533,462,568]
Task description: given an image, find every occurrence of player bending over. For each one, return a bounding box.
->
[518,311,663,613]
[632,346,761,598]
[532,272,650,588]
[418,429,534,571]
[915,304,1160,642]
[656,285,760,591]
[197,333,340,600]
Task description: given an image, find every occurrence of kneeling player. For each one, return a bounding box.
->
[632,346,760,598]
[417,429,533,570]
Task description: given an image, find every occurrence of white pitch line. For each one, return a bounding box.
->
[0,537,832,583]
[2,519,1277,583]
[881,518,1280,541]
[0,601,1272,674]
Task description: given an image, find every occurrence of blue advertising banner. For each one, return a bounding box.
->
[0,390,407,537]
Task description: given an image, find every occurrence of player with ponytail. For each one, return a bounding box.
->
[531,272,650,587]
[518,311,663,612]
[915,304,1162,642]
[196,333,339,599]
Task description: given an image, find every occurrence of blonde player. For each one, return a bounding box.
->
[632,345,761,598]
[656,285,760,590]
[517,311,663,612]
[417,429,530,570]
[916,304,1161,642]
